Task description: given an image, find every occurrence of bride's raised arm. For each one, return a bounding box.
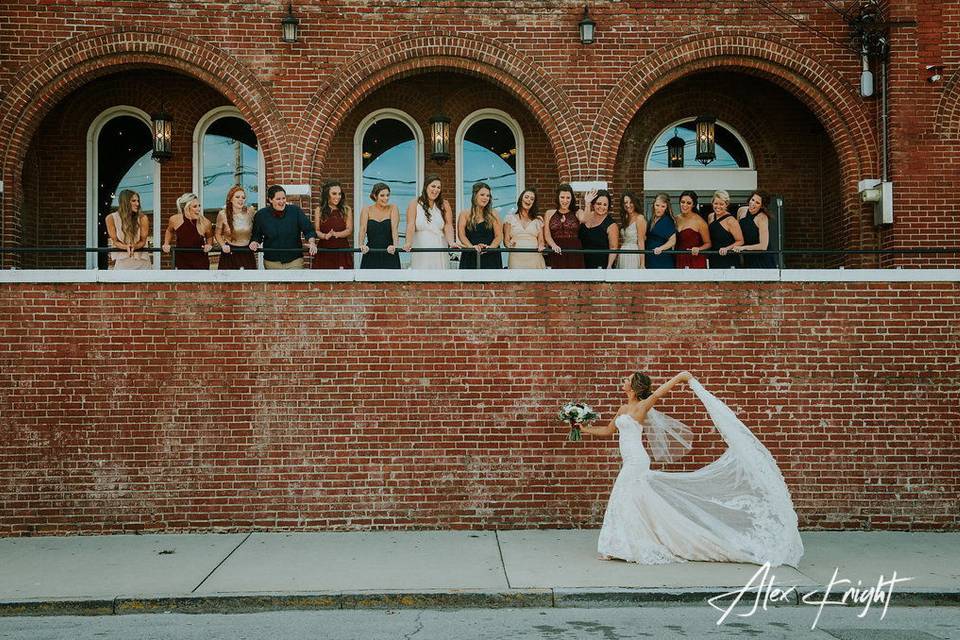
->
[643,371,693,408]
[580,405,625,437]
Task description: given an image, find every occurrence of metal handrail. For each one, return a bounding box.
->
[1,245,959,270]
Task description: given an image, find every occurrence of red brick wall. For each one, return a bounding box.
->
[2,1,958,266]
[0,281,956,535]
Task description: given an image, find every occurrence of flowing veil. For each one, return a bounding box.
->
[640,378,804,567]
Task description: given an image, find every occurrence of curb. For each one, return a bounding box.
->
[1,588,958,616]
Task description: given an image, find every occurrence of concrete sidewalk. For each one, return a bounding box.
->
[0,530,957,615]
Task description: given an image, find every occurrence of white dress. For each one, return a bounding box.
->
[504,213,545,269]
[597,379,804,567]
[617,221,640,269]
[409,203,449,270]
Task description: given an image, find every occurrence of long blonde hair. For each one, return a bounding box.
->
[116,189,140,242]
[466,182,497,230]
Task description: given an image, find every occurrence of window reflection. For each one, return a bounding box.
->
[202,116,259,216]
[647,121,750,169]
[461,118,517,215]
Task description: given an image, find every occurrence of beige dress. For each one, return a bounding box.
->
[617,221,640,269]
[109,211,152,270]
[504,213,545,269]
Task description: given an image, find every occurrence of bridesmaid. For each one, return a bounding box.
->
[403,174,457,269]
[215,185,257,270]
[106,189,152,270]
[312,180,353,269]
[735,191,777,268]
[503,188,545,269]
[616,191,647,269]
[543,184,585,268]
[579,189,619,269]
[646,193,677,269]
[162,192,213,270]
[707,189,743,269]
[358,182,401,269]
[674,190,709,269]
[457,181,503,269]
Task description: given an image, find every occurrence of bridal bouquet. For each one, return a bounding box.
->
[559,402,599,441]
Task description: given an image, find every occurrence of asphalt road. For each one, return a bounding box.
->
[2,606,957,640]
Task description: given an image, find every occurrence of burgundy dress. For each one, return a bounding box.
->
[547,211,585,269]
[675,227,707,269]
[313,208,353,269]
[174,218,210,270]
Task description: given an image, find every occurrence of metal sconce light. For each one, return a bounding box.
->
[694,115,716,166]
[667,128,685,168]
[578,5,596,45]
[281,3,300,43]
[429,112,451,165]
[150,108,173,162]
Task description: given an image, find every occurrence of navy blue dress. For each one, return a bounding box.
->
[739,212,777,268]
[645,214,676,269]
[709,213,740,269]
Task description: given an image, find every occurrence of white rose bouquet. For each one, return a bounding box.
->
[558,402,599,442]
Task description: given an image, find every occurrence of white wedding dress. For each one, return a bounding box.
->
[597,378,804,567]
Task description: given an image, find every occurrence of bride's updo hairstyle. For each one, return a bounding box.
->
[631,372,652,399]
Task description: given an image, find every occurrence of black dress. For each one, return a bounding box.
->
[360,218,401,269]
[739,212,777,268]
[579,215,616,269]
[460,220,502,269]
[709,213,740,269]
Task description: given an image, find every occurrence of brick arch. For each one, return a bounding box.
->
[295,34,586,185]
[934,71,960,139]
[593,35,877,186]
[0,27,287,247]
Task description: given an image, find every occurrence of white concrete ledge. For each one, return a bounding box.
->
[0,268,957,284]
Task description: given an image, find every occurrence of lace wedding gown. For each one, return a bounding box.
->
[597,378,803,567]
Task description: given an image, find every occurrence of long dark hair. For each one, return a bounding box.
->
[467,182,496,230]
[516,188,540,220]
[418,174,443,223]
[318,179,348,223]
[620,190,639,228]
[555,183,577,213]
[749,191,773,219]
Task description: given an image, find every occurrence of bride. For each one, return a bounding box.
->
[580,371,803,567]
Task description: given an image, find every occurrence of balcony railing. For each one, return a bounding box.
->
[1,245,959,270]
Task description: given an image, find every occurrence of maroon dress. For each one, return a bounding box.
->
[547,211,585,269]
[313,208,353,269]
[675,227,707,269]
[174,217,210,270]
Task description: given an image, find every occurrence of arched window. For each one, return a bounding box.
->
[193,107,264,219]
[354,109,424,267]
[86,106,161,269]
[643,118,757,196]
[455,109,524,217]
